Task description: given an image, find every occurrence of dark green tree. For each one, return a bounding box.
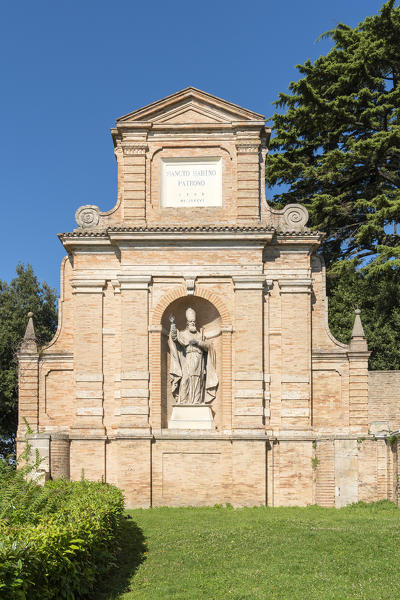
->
[266,0,400,271]
[327,261,400,369]
[0,264,57,456]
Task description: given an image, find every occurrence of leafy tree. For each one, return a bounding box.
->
[328,262,400,369]
[266,0,400,271]
[0,264,57,457]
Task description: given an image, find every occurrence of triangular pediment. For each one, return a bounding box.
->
[152,102,227,125]
[117,87,265,125]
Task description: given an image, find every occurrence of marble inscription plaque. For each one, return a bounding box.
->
[161,158,222,207]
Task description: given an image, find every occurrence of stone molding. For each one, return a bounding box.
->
[119,406,149,416]
[233,275,265,290]
[234,406,264,417]
[111,279,121,295]
[281,392,309,400]
[281,375,309,383]
[235,371,265,381]
[312,351,348,361]
[71,279,106,294]
[122,144,148,155]
[103,328,115,335]
[347,351,371,360]
[50,432,69,441]
[121,371,150,380]
[236,143,259,154]
[278,279,312,294]
[76,407,103,416]
[281,408,310,417]
[235,390,264,399]
[75,373,103,382]
[120,389,149,398]
[75,391,103,399]
[151,285,231,327]
[19,354,39,362]
[117,275,151,290]
[61,224,276,236]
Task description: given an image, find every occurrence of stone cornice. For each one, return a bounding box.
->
[59,225,322,238]
[58,226,323,252]
[62,225,274,235]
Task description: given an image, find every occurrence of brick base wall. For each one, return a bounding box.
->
[61,434,399,508]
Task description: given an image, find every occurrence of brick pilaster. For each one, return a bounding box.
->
[71,279,105,436]
[235,143,260,222]
[121,144,148,223]
[117,275,151,435]
[233,276,265,430]
[279,279,312,430]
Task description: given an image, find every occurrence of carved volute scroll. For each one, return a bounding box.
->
[75,205,101,229]
[265,203,310,232]
[282,204,309,230]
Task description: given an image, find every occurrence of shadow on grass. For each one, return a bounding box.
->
[92,517,147,599]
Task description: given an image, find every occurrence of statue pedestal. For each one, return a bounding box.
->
[168,405,216,430]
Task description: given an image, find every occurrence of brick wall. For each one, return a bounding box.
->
[369,371,400,431]
[18,89,400,508]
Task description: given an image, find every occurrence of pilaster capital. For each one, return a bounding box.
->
[235,143,259,154]
[278,278,312,294]
[122,143,148,156]
[265,279,274,293]
[233,275,265,290]
[51,432,70,441]
[347,350,371,361]
[71,279,106,294]
[221,325,233,333]
[117,275,151,290]
[111,279,121,294]
[19,353,39,362]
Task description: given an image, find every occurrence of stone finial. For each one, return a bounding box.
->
[20,311,38,355]
[349,308,368,352]
[351,308,365,338]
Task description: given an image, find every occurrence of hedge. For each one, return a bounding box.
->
[0,478,125,599]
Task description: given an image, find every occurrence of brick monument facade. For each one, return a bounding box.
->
[17,88,400,507]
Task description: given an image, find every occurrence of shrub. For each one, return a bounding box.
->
[0,432,45,526]
[0,478,124,599]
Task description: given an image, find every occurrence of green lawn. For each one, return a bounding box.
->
[94,502,399,600]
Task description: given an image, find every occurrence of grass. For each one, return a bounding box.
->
[94,501,400,600]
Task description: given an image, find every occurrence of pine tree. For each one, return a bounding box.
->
[0,264,57,456]
[327,262,400,369]
[266,0,400,271]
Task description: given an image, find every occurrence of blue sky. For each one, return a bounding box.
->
[0,0,385,292]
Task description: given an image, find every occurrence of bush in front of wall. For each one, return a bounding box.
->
[0,477,125,600]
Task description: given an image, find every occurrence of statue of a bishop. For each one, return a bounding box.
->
[169,307,218,404]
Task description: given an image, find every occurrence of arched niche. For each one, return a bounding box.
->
[160,296,222,429]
